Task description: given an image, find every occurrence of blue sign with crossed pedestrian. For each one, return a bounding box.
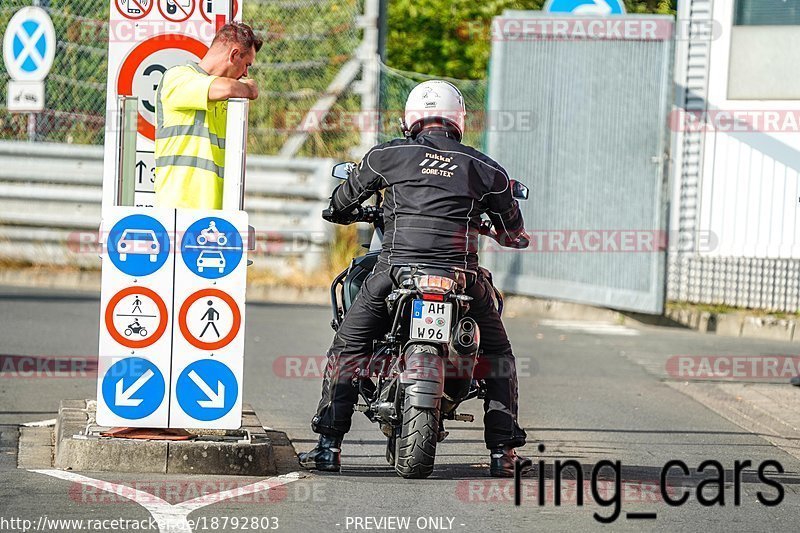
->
[2,7,56,81]
[101,357,165,419]
[176,359,238,421]
[181,217,244,280]
[544,0,626,15]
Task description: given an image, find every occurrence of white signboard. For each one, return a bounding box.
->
[96,206,248,429]
[6,80,45,112]
[96,206,176,427]
[101,0,240,208]
[169,210,248,429]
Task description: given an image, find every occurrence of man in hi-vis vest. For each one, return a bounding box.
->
[154,23,262,209]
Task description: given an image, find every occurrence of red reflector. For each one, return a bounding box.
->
[422,293,445,301]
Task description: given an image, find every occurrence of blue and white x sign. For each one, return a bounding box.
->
[2,7,56,82]
[544,0,626,15]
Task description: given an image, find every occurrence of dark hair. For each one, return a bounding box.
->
[211,22,263,53]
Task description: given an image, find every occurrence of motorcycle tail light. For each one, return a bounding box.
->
[415,275,455,295]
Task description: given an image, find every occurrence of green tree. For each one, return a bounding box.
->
[387,0,677,79]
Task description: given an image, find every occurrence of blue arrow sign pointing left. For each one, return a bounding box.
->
[101,357,165,419]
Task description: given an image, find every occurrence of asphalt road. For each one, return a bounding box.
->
[2,285,800,533]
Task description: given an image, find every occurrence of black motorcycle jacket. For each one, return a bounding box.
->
[330,128,526,268]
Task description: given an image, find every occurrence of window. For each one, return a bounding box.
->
[735,0,800,26]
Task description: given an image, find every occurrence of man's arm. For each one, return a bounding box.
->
[482,164,528,247]
[208,78,258,101]
[327,149,385,221]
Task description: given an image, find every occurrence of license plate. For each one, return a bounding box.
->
[410,299,452,342]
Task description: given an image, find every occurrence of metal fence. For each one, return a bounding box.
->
[0,141,335,272]
[482,12,674,314]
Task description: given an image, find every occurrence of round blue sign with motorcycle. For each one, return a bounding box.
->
[107,214,171,277]
[181,217,244,279]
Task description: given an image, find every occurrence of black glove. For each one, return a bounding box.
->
[322,202,360,225]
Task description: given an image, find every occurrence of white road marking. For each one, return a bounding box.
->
[538,320,640,336]
[29,469,303,533]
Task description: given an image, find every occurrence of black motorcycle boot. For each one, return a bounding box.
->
[489,446,532,478]
[299,434,342,472]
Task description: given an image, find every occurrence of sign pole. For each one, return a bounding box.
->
[115,96,138,207]
[27,114,36,142]
[222,98,249,211]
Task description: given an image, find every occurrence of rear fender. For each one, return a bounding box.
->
[400,344,444,409]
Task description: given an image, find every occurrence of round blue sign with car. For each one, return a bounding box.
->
[181,217,243,279]
[107,214,171,276]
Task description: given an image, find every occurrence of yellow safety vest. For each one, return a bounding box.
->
[154,63,227,209]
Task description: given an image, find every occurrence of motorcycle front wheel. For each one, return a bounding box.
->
[394,393,439,479]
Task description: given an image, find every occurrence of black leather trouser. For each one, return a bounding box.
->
[311,262,527,449]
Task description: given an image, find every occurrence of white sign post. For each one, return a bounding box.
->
[170,210,248,429]
[96,0,249,429]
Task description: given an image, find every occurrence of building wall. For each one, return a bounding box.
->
[668,0,800,311]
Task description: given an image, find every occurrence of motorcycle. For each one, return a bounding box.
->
[323,162,529,479]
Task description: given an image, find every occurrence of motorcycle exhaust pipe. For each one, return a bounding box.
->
[444,318,480,409]
[449,317,480,360]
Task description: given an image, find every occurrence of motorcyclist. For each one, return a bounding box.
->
[299,80,532,477]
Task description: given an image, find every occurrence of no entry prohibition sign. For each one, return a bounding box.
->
[116,34,208,141]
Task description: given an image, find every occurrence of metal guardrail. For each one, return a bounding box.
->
[0,141,336,273]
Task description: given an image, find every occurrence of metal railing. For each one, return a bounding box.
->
[0,140,336,273]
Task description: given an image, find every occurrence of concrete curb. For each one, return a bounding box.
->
[53,400,277,476]
[663,307,799,342]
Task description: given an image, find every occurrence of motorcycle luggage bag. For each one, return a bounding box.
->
[343,251,380,312]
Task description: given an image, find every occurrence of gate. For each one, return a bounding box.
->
[483,12,674,314]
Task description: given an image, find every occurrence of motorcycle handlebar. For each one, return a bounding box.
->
[321,205,384,225]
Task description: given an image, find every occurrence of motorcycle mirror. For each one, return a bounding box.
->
[511,180,530,201]
[332,162,356,180]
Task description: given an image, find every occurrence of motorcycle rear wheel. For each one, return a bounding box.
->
[395,393,439,479]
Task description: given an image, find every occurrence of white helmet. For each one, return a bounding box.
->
[403,80,466,140]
